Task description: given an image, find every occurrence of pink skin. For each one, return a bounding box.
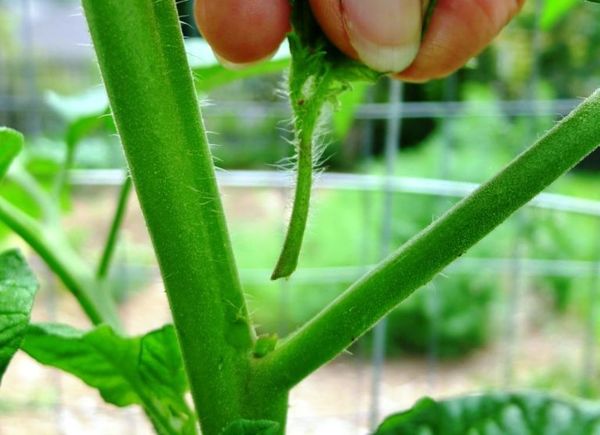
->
[194,0,291,64]
[194,0,525,80]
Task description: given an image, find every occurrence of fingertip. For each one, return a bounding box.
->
[397,0,525,81]
[311,0,424,73]
[194,0,291,65]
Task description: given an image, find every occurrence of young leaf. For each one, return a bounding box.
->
[0,128,24,182]
[375,391,600,434]
[221,419,280,435]
[22,323,197,435]
[253,334,278,358]
[0,250,38,384]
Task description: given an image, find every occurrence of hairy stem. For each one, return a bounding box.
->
[96,176,132,280]
[82,1,261,433]
[257,89,600,390]
[271,1,381,279]
[271,72,332,280]
[271,133,313,280]
[0,197,119,327]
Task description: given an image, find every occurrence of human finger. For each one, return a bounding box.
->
[308,0,524,80]
[398,0,526,81]
[310,0,423,73]
[194,0,291,67]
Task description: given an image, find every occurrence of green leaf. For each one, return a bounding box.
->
[0,128,24,182]
[46,88,113,149]
[221,420,280,435]
[375,391,600,434]
[46,88,109,122]
[0,250,38,384]
[187,37,289,92]
[188,38,291,93]
[47,40,290,149]
[138,323,190,412]
[46,40,290,148]
[192,59,290,93]
[22,323,197,435]
[541,0,579,29]
[332,82,368,141]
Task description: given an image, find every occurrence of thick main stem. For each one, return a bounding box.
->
[81,1,275,433]
[257,89,600,391]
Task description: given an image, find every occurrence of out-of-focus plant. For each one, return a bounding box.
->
[542,0,600,29]
[375,391,600,434]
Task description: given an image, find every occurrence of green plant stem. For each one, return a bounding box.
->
[271,133,313,281]
[271,73,332,280]
[8,168,60,224]
[81,1,277,433]
[271,0,381,279]
[256,89,600,391]
[53,141,76,199]
[0,197,119,327]
[96,176,132,280]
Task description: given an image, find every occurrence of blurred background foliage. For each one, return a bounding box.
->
[1,0,600,393]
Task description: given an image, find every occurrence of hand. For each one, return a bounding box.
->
[194,0,525,81]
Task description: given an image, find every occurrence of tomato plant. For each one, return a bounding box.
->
[1,0,600,434]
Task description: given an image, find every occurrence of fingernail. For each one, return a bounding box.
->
[341,0,423,73]
[214,50,276,71]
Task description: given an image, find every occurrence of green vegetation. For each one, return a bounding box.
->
[0,0,600,434]
[23,324,196,434]
[0,250,37,383]
[375,391,600,434]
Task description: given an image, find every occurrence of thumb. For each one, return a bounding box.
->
[398,0,526,81]
[309,0,525,79]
